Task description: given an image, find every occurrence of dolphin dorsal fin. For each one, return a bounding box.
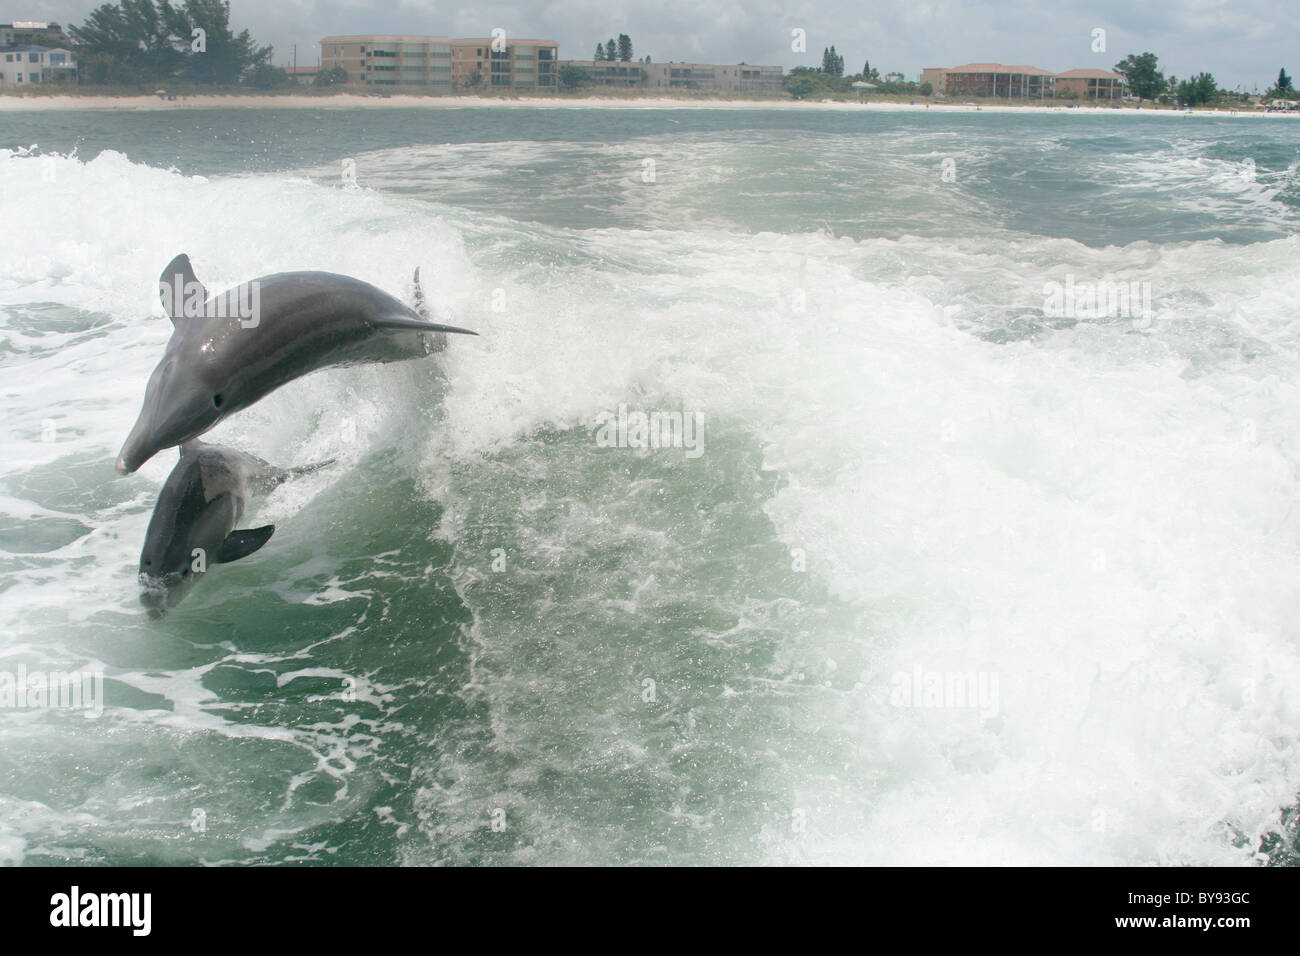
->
[158,253,207,325]
[413,267,426,317]
[214,525,274,563]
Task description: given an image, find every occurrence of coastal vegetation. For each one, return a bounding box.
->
[64,0,289,89]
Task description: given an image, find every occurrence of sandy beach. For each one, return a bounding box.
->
[0,91,1279,116]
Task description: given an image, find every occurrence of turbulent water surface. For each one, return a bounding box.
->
[1,106,1298,865]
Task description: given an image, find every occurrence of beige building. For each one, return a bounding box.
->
[920,67,949,91]
[944,63,1056,98]
[561,60,783,93]
[320,35,557,90]
[922,62,1130,100]
[1054,68,1127,100]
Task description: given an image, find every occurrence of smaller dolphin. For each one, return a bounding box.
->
[138,440,332,618]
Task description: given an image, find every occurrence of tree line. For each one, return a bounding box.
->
[1113,52,1292,106]
[784,48,922,99]
[593,35,636,62]
[67,0,295,89]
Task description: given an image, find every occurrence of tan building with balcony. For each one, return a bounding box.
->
[560,60,783,93]
[923,62,1130,100]
[1054,68,1127,100]
[943,63,1056,98]
[320,35,557,90]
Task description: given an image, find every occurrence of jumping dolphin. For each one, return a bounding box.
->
[116,254,476,475]
[138,440,333,618]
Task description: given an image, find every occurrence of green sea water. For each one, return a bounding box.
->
[1,106,1298,864]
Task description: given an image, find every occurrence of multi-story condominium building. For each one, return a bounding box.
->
[923,63,1129,100]
[560,60,783,93]
[1054,68,1127,100]
[943,63,1056,98]
[320,36,557,90]
[0,44,76,85]
[0,20,70,47]
[452,37,557,89]
[920,67,950,91]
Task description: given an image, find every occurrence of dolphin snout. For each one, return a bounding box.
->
[138,573,177,618]
[115,455,131,476]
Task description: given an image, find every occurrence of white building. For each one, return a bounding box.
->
[0,44,77,85]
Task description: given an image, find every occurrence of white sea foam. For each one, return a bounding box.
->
[1,132,1298,865]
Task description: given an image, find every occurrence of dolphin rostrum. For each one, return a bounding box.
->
[116,254,476,474]
[137,440,333,618]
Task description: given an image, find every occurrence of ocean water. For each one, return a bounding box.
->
[1,106,1298,865]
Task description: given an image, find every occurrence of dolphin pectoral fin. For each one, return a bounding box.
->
[374,313,478,336]
[213,525,275,563]
[158,253,207,325]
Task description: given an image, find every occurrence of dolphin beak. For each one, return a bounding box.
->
[116,413,153,475]
[139,575,170,618]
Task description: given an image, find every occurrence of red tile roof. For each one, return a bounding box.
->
[1056,68,1126,79]
[948,62,1055,75]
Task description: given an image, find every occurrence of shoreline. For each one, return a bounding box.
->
[0,91,1286,116]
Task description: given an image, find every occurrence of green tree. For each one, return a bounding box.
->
[166,0,272,85]
[313,65,348,87]
[559,64,592,89]
[246,62,291,89]
[919,81,933,96]
[617,34,633,62]
[821,45,844,77]
[75,49,151,84]
[70,0,183,81]
[593,43,604,61]
[70,0,271,86]
[1175,72,1218,106]
[861,59,880,82]
[605,39,616,62]
[1277,68,1293,92]
[1113,52,1166,100]
[787,75,821,99]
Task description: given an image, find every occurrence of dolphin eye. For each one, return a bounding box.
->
[181,568,189,577]
[212,394,224,408]
[144,558,151,566]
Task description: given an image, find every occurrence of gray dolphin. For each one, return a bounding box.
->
[138,440,333,618]
[116,254,476,475]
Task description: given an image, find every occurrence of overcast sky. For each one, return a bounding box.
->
[18,0,1295,90]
